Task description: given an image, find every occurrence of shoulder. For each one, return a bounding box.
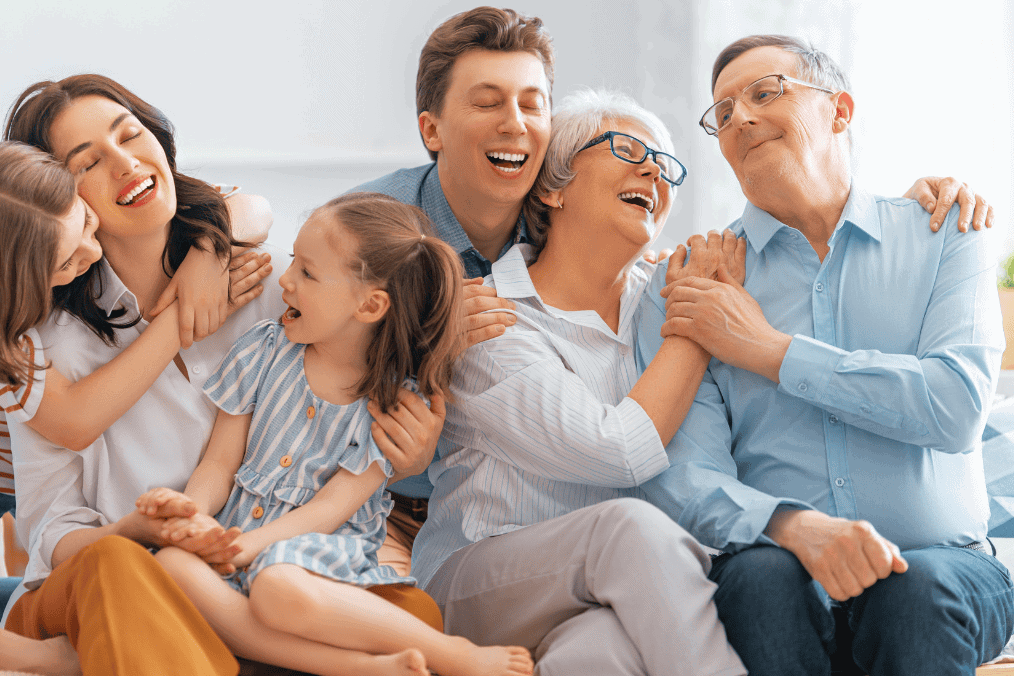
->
[0,329,45,422]
[346,164,434,206]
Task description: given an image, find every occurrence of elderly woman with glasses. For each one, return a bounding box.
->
[412,89,747,676]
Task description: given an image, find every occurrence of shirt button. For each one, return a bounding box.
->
[192,365,202,375]
[252,505,264,519]
[280,455,293,468]
[798,382,808,392]
[620,346,630,356]
[829,415,839,424]
[835,477,846,487]
[815,282,824,292]
[307,406,316,419]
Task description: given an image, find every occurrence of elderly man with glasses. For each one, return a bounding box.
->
[638,35,1014,676]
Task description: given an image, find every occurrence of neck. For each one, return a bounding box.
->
[97,227,172,316]
[748,168,851,261]
[528,216,641,333]
[304,326,373,405]
[437,160,523,263]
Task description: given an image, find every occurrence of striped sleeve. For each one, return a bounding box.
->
[202,320,279,415]
[0,327,46,424]
[0,414,13,495]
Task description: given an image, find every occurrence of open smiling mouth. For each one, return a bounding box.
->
[486,152,528,174]
[618,192,655,214]
[282,306,301,323]
[116,176,157,206]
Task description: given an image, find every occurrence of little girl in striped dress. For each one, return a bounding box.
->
[137,193,533,676]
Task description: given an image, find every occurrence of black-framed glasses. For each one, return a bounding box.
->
[699,74,835,136]
[578,131,687,186]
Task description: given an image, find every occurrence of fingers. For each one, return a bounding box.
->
[464,290,515,314]
[230,252,272,290]
[660,316,693,339]
[149,278,178,318]
[466,311,516,345]
[178,303,196,349]
[641,249,658,264]
[656,248,674,261]
[971,194,989,231]
[904,176,940,215]
[429,391,446,422]
[954,183,975,233]
[229,282,266,315]
[928,177,961,232]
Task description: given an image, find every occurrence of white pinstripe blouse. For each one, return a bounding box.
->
[413,244,670,588]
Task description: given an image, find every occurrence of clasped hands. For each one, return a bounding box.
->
[659,230,790,383]
[133,487,246,575]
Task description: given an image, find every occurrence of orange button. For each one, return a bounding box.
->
[307,406,316,419]
[280,455,293,468]
[252,505,264,519]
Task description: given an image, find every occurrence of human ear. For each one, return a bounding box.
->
[832,91,854,134]
[356,288,391,324]
[419,111,443,154]
[538,189,563,210]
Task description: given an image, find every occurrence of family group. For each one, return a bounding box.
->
[0,5,1008,676]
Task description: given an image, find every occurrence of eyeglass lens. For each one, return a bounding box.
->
[706,75,783,133]
[610,134,678,182]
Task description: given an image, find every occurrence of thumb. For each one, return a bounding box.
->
[889,543,908,574]
[150,277,179,318]
[429,390,447,420]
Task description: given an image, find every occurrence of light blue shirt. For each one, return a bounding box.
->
[637,186,1003,553]
[351,163,530,498]
[413,244,670,588]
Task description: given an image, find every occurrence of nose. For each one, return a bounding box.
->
[109,145,139,178]
[639,155,662,181]
[497,100,526,136]
[727,99,757,130]
[278,262,295,291]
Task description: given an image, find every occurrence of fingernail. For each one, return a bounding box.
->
[927,201,935,211]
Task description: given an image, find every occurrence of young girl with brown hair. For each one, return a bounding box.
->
[137,192,533,676]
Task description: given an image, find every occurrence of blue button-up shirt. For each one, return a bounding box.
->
[351,163,530,498]
[637,185,1003,553]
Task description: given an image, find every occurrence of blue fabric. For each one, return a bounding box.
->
[637,185,1003,553]
[982,397,1014,537]
[0,492,15,517]
[0,576,20,615]
[710,545,1014,675]
[350,163,531,500]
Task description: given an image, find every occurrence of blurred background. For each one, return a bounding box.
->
[1,0,1011,258]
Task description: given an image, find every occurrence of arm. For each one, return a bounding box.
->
[183,409,250,516]
[229,462,386,568]
[369,389,446,484]
[24,302,181,451]
[663,209,1001,451]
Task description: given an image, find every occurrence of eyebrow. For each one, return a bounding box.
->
[57,208,91,272]
[64,112,133,165]
[469,83,547,97]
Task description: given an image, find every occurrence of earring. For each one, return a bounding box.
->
[556,200,563,209]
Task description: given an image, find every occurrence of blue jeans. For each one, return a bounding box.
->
[709,544,1014,676]
[0,492,18,613]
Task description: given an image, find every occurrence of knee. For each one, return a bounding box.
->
[857,556,963,631]
[712,547,814,612]
[80,535,157,575]
[589,498,710,567]
[248,565,312,633]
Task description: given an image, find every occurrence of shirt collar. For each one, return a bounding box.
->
[739,182,882,254]
[488,244,540,299]
[421,163,529,258]
[93,257,139,317]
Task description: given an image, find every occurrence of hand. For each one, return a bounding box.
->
[162,513,243,575]
[226,249,272,315]
[766,509,908,601]
[368,389,446,479]
[149,244,229,348]
[904,176,994,233]
[463,277,516,348]
[666,230,746,286]
[661,268,791,382]
[221,531,258,570]
[641,248,674,264]
[135,487,198,519]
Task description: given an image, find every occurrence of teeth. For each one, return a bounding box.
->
[117,177,154,205]
[618,192,655,213]
[283,307,301,321]
[486,152,527,163]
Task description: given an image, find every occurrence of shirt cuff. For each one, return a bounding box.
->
[616,397,670,485]
[777,335,842,405]
[723,497,816,554]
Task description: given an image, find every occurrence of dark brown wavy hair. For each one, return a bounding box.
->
[315,193,464,412]
[0,142,75,386]
[3,74,249,344]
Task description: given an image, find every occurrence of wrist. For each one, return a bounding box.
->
[757,331,792,383]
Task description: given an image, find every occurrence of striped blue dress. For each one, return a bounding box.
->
[202,319,414,594]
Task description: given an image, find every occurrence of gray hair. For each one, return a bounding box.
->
[711,35,853,148]
[523,89,676,251]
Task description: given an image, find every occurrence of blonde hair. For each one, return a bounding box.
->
[316,192,464,412]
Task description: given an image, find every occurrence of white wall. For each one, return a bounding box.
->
[1,0,1010,257]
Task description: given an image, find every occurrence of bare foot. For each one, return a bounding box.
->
[458,644,533,676]
[367,648,429,676]
[39,635,82,676]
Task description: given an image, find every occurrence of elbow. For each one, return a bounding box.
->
[53,428,100,453]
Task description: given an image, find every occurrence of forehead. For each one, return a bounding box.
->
[445,49,549,98]
[49,95,132,158]
[54,197,86,260]
[598,118,657,147]
[296,213,352,259]
[714,46,800,101]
